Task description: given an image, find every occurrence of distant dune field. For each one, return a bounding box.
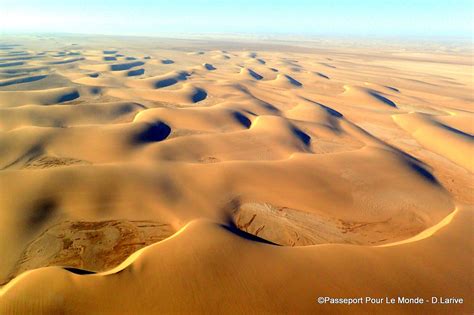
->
[0,35,472,314]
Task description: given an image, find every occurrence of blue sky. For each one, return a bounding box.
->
[0,0,472,38]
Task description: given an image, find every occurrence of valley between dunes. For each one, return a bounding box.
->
[0,35,472,314]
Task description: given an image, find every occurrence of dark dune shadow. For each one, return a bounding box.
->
[300,97,343,118]
[437,122,474,138]
[203,63,216,70]
[241,109,257,116]
[90,87,101,95]
[0,44,21,50]
[291,127,311,146]
[191,88,207,103]
[104,56,117,61]
[161,59,174,64]
[88,73,99,78]
[154,78,178,88]
[221,222,279,245]
[260,101,280,113]
[153,72,189,88]
[316,72,330,79]
[134,122,171,143]
[176,71,190,80]
[247,69,263,80]
[384,86,400,92]
[8,51,28,56]
[408,162,437,183]
[0,67,47,75]
[0,75,47,87]
[103,50,118,54]
[125,57,137,61]
[233,84,281,113]
[0,61,24,68]
[5,51,29,56]
[284,74,303,87]
[127,68,145,76]
[112,103,144,115]
[57,90,80,103]
[111,61,145,71]
[63,267,96,275]
[368,91,397,108]
[320,104,343,118]
[232,112,252,128]
[256,58,266,64]
[320,62,336,69]
[0,56,36,62]
[47,58,84,65]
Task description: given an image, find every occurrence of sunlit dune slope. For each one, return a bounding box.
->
[0,35,472,314]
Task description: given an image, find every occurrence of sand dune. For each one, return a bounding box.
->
[393,112,473,172]
[1,206,472,314]
[43,57,85,65]
[0,87,80,107]
[134,106,251,132]
[342,85,398,109]
[81,61,145,72]
[0,74,47,87]
[0,101,143,130]
[271,73,303,88]
[108,83,207,104]
[126,70,190,89]
[0,35,472,314]
[202,63,216,70]
[0,61,25,68]
[240,67,264,80]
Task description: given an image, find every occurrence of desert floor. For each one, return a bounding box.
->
[0,34,472,314]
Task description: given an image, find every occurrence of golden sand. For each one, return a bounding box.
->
[0,35,472,314]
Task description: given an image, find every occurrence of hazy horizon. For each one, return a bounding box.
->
[1,0,472,39]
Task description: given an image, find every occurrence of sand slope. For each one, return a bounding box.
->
[0,35,472,314]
